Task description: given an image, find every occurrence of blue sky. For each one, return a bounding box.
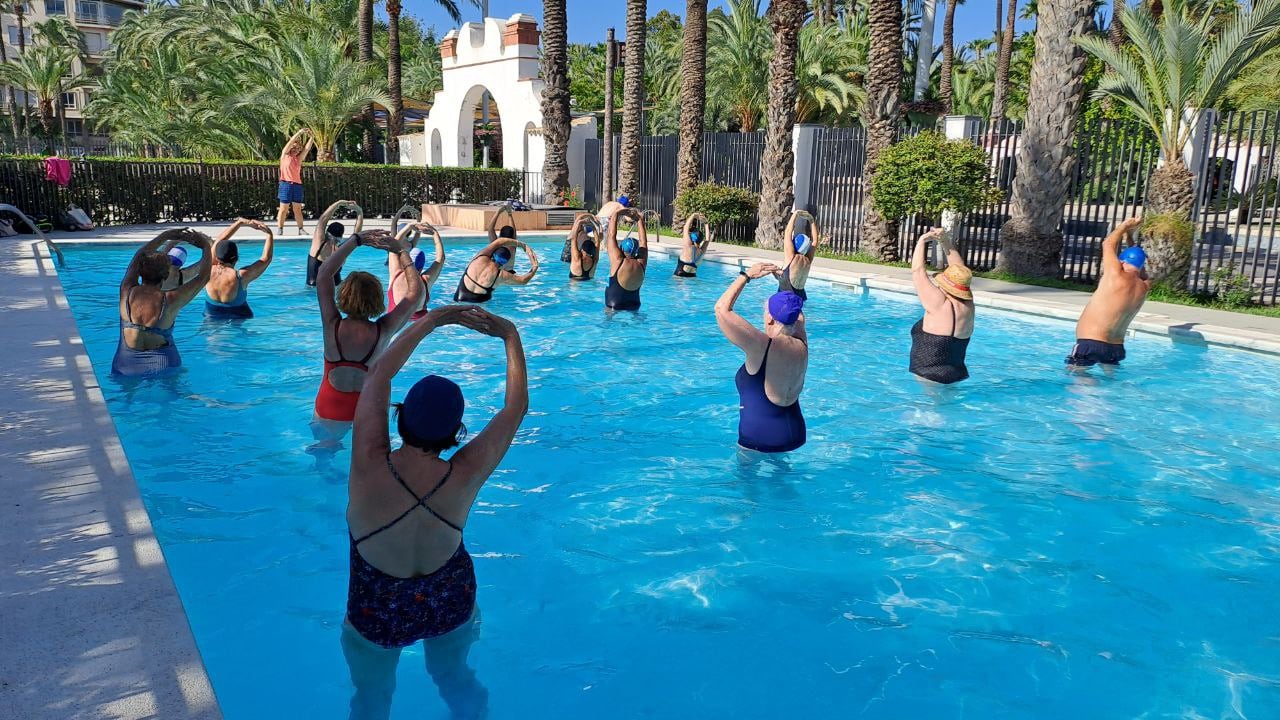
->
[399,0,1031,48]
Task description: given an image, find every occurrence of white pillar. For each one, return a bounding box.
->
[791,124,820,216]
[914,0,938,102]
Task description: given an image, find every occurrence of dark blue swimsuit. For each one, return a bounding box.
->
[606,263,642,310]
[111,288,181,377]
[736,339,806,453]
[205,273,253,319]
[347,456,477,649]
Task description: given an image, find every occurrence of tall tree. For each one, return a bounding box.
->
[755,0,808,250]
[861,0,905,261]
[0,26,18,137]
[541,0,571,199]
[1109,0,1127,46]
[386,0,404,163]
[707,0,770,132]
[990,0,1017,120]
[603,29,617,201]
[996,0,1093,278]
[618,0,647,199]
[0,45,86,144]
[674,0,709,224]
[940,0,962,112]
[359,0,376,161]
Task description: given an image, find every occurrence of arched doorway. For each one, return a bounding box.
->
[457,84,502,168]
[430,129,442,166]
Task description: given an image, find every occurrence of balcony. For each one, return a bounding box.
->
[75,0,129,26]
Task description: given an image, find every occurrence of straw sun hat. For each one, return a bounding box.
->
[934,264,973,300]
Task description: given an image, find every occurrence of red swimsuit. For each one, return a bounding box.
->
[314,319,381,422]
[386,269,430,321]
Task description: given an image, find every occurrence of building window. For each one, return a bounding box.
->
[45,0,66,14]
[76,0,101,23]
[6,26,35,46]
[103,2,126,25]
[84,31,105,54]
[62,92,77,109]
[65,119,83,137]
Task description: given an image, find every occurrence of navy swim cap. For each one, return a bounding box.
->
[493,246,513,266]
[768,291,804,325]
[167,246,187,267]
[1119,246,1147,269]
[215,240,238,263]
[400,375,464,442]
[327,221,345,238]
[582,239,597,256]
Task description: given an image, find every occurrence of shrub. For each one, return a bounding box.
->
[869,131,1002,221]
[675,183,759,227]
[1210,263,1256,307]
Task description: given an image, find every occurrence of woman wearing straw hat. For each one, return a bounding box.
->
[909,228,975,384]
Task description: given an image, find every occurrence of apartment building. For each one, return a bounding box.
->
[1,0,144,145]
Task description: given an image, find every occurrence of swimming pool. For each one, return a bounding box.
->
[58,237,1280,719]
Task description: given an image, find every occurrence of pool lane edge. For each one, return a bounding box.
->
[0,239,222,719]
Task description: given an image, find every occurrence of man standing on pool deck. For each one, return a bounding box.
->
[1067,217,1150,369]
[276,127,314,236]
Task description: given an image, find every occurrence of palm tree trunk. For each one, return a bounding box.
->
[940,0,958,112]
[996,0,1092,278]
[0,34,18,138]
[991,0,1017,121]
[673,0,708,225]
[603,28,617,203]
[861,0,904,261]
[541,0,571,200]
[1109,0,1126,46]
[358,0,376,162]
[386,0,404,164]
[755,0,808,250]
[17,5,31,134]
[618,0,647,199]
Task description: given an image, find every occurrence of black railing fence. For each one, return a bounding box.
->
[0,157,524,225]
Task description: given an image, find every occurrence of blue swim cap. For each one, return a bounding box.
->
[794,233,812,255]
[768,291,804,325]
[618,195,631,208]
[399,375,464,443]
[409,247,426,272]
[619,237,639,257]
[493,246,513,266]
[167,246,187,267]
[690,231,701,243]
[1118,246,1147,269]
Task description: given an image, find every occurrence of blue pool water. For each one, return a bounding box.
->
[58,237,1280,719]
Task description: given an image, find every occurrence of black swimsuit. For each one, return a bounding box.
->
[674,258,698,278]
[605,268,642,310]
[909,302,971,384]
[454,258,501,303]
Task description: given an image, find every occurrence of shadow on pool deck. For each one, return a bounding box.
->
[0,240,220,719]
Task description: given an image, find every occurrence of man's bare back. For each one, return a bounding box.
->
[1068,218,1151,366]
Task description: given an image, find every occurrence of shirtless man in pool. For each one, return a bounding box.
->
[1066,217,1151,369]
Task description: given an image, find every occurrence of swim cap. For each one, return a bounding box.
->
[498,225,517,239]
[215,240,238,264]
[618,195,631,207]
[409,247,426,272]
[581,239,597,256]
[768,291,804,326]
[167,246,188,267]
[493,246,513,266]
[690,231,701,243]
[1119,246,1147,269]
[794,233,812,255]
[399,375,465,442]
[619,237,639,257]
[326,221,345,239]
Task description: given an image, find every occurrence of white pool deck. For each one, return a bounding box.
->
[1,222,1278,720]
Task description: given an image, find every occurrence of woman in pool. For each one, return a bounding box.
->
[909,227,975,384]
[276,127,314,236]
[566,213,601,281]
[313,229,423,428]
[111,228,213,378]
[674,212,710,278]
[308,200,363,287]
[387,222,445,320]
[605,208,648,311]
[204,218,275,319]
[778,210,820,300]
[342,303,527,720]
[453,206,539,302]
[715,262,808,453]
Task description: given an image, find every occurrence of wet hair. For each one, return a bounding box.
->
[498,225,516,239]
[139,252,172,285]
[393,405,467,453]
[336,271,385,318]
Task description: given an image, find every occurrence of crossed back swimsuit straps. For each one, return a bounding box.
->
[606,261,642,311]
[909,301,971,384]
[111,287,181,377]
[570,247,596,281]
[454,257,501,303]
[314,319,382,422]
[736,339,806,453]
[387,269,430,320]
[347,456,476,649]
[205,271,253,319]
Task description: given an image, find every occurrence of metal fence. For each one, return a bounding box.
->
[0,135,185,159]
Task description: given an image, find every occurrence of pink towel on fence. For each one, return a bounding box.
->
[45,156,72,187]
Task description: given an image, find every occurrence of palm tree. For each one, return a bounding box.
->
[990,0,1016,121]
[358,0,376,161]
[755,0,808,250]
[795,18,863,123]
[707,0,770,132]
[1109,0,1127,45]
[0,27,18,137]
[940,0,963,111]
[861,0,904,261]
[403,54,443,101]
[1078,0,1280,283]
[0,45,87,143]
[996,0,1094,279]
[541,0,571,199]
[617,0,647,198]
[240,34,390,162]
[34,17,86,143]
[386,0,405,163]
[674,0,708,224]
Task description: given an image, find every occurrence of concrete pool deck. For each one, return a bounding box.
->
[1,222,1278,719]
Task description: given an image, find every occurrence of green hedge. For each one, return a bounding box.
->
[0,155,524,226]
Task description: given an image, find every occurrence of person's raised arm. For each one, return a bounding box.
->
[635,213,650,265]
[214,218,248,246]
[352,305,477,464]
[783,211,800,266]
[487,203,513,242]
[568,214,590,264]
[238,220,275,283]
[1103,217,1142,276]
[171,231,214,308]
[317,231,360,326]
[365,231,423,334]
[281,128,307,161]
[119,230,178,297]
[608,209,635,266]
[507,242,539,285]
[421,225,446,286]
[715,262,776,352]
[912,228,948,313]
[452,309,528,486]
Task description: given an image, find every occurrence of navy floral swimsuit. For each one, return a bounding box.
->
[347,456,477,649]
